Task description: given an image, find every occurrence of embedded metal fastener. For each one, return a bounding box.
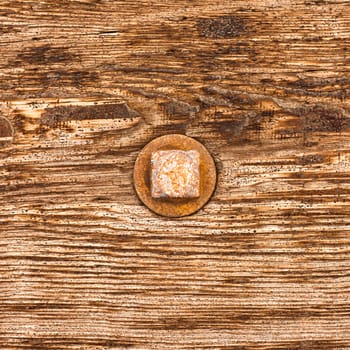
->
[133,134,216,217]
[151,150,200,199]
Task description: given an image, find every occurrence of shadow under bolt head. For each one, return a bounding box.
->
[133,134,217,217]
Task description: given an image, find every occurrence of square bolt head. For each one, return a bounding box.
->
[151,150,200,198]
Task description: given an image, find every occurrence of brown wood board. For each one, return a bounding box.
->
[1,1,350,349]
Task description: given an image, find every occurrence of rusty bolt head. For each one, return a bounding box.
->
[134,134,216,217]
[151,150,200,199]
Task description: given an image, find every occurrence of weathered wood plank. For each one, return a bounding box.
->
[1,0,350,349]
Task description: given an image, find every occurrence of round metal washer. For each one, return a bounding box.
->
[133,134,217,217]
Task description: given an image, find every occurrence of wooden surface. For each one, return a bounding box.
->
[1,0,350,349]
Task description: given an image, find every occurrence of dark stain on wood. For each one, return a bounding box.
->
[41,103,140,127]
[197,16,245,38]
[296,104,349,133]
[299,154,326,165]
[203,86,257,106]
[16,44,77,65]
[305,0,328,5]
[217,116,250,140]
[41,70,99,89]
[11,113,26,134]
[289,76,350,89]
[161,100,198,118]
[0,24,20,34]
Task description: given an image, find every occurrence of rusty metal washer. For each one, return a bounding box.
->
[133,134,217,217]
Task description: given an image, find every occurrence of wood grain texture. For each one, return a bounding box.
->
[1,0,350,349]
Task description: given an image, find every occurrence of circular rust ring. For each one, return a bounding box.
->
[133,134,217,217]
